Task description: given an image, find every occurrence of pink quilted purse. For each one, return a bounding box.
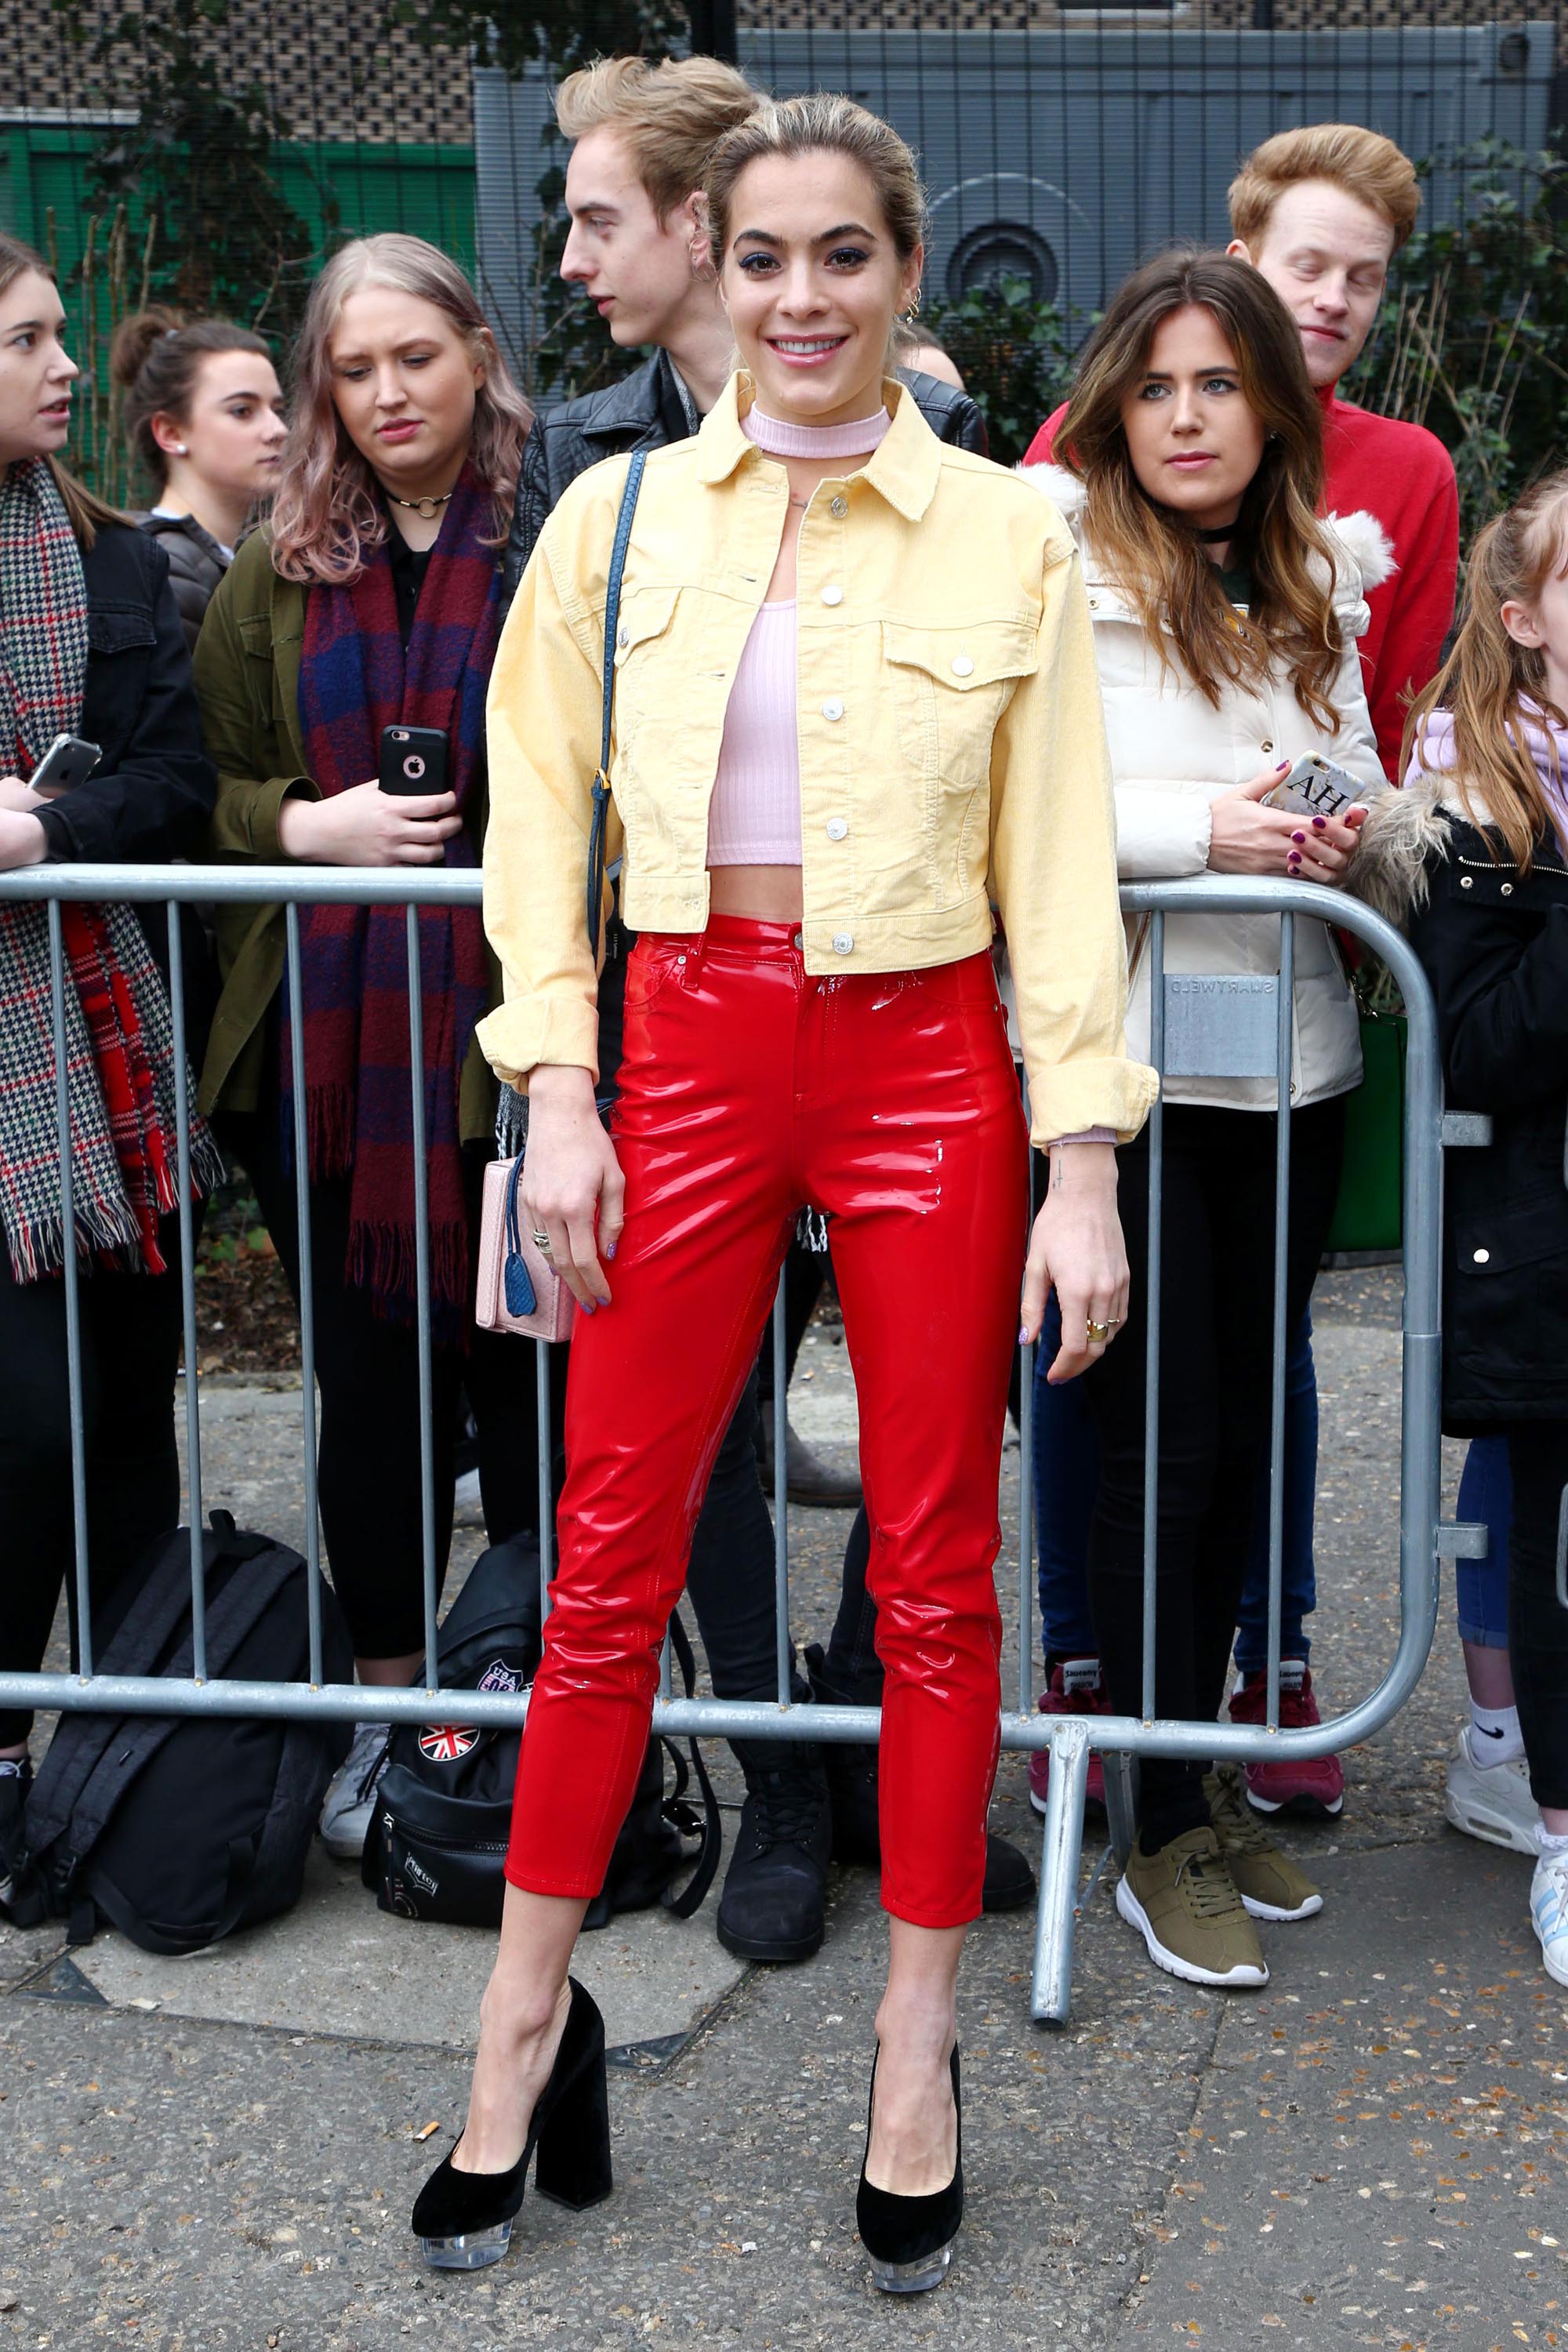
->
[474,1156,575,1342]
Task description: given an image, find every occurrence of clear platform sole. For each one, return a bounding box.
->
[419,2221,514,2270]
[869,2242,954,2295]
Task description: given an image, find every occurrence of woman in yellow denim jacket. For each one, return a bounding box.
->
[413,95,1157,2292]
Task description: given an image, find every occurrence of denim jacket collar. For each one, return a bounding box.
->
[695,370,942,523]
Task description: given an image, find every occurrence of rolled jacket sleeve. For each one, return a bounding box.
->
[989,539,1159,1147]
[478,514,620,1088]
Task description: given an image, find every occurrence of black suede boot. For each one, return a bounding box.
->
[805,1643,1037,1914]
[715,1737,833,1962]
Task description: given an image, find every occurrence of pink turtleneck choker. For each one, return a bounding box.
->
[743,403,891,459]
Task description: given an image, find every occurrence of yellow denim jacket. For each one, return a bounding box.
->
[479,374,1157,1146]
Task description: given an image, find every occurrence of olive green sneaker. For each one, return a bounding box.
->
[1116,1824,1269,1988]
[1206,1766,1323,1922]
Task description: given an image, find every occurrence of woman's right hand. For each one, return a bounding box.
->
[521,1065,626,1312]
[277,779,462,866]
[1206,764,1304,874]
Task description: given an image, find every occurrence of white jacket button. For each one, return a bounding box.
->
[1474,1247,1490,1264]
[832,932,854,954]
[826,818,848,840]
[822,699,844,721]
[951,654,975,677]
[822,585,844,606]
[830,495,848,518]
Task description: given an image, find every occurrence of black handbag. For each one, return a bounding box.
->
[362,1531,720,1930]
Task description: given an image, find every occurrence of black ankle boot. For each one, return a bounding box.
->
[856,2043,963,2294]
[804,1644,1037,1912]
[804,1642,880,1864]
[410,1976,612,2270]
[716,1737,833,1962]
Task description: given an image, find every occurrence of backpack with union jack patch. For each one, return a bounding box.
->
[364,1533,720,1930]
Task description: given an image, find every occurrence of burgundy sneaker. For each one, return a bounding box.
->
[1229,1664,1345,1818]
[1028,1659,1109,1817]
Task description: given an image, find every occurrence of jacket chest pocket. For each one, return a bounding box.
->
[610,586,681,779]
[881,619,1038,795]
[83,602,158,765]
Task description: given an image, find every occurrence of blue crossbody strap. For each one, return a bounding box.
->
[587,448,648,960]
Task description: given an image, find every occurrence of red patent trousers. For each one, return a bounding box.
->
[505,916,1029,1928]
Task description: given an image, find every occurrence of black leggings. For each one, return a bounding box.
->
[1501,1424,1568,1813]
[0,1214,190,1748]
[1083,1098,1346,1849]
[227,1109,552,1661]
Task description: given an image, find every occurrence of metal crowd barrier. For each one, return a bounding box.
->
[0,866,1472,2026]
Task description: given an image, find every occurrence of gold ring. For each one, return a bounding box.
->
[1086,1316,1117,1344]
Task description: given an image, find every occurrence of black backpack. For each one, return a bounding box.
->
[362,1533,722,1931]
[16,1512,352,1954]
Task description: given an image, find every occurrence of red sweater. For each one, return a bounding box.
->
[1022,387,1459,780]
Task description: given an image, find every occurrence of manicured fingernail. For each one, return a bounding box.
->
[582,1298,596,1316]
[1312,815,1327,831]
[1287,854,1301,869]
[605,1242,616,1261]
[1291,830,1305,844]
[1276,759,1290,772]
[1019,1326,1030,1346]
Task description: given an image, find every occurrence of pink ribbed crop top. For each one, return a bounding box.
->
[705,401,890,869]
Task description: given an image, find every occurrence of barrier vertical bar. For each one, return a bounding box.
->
[1142,913,1166,1722]
[773,1269,789,1705]
[1265,916,1296,1730]
[405,903,438,1688]
[48,899,92,1678]
[166,904,206,1678]
[536,1338,554,1624]
[1031,1715,1090,2026]
[285,902,324,1686]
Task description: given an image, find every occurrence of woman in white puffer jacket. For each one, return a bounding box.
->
[1019,249,1385,1994]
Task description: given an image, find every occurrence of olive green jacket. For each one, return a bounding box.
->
[192,528,496,1136]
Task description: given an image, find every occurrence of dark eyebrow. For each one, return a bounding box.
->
[733,220,880,250]
[5,316,63,333]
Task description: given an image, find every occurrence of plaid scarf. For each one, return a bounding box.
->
[0,459,222,1281]
[289,463,496,1317]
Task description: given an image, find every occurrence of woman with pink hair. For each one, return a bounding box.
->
[194,235,537,1857]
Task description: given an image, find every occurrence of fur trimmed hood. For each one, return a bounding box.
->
[1342,778,1454,930]
[1016,459,1396,616]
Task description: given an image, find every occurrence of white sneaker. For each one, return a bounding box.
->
[1444,1726,1541,1857]
[319,1720,391,1860]
[1530,1846,1568,1987]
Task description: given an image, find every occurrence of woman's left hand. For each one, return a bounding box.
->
[0,810,47,872]
[1021,1140,1131,1383]
[1285,803,1367,887]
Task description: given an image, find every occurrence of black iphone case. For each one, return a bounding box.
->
[379,724,449,797]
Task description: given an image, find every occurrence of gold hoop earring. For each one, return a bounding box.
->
[904,289,922,323]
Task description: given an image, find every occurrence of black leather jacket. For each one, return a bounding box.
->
[502,349,991,609]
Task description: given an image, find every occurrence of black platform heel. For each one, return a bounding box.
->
[855,2043,963,2294]
[411,1976,613,2270]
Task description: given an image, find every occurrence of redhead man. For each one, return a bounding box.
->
[1025,123,1459,779]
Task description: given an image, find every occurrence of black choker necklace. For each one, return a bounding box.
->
[1196,521,1240,543]
[387,489,453,520]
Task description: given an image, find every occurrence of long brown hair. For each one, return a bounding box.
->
[1058,248,1341,728]
[269,235,531,586]
[1403,471,1568,872]
[0,233,129,550]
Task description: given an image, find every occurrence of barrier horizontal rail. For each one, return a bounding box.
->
[0,865,1447,2029]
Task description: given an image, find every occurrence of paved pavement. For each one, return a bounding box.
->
[2,1273,1565,2349]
